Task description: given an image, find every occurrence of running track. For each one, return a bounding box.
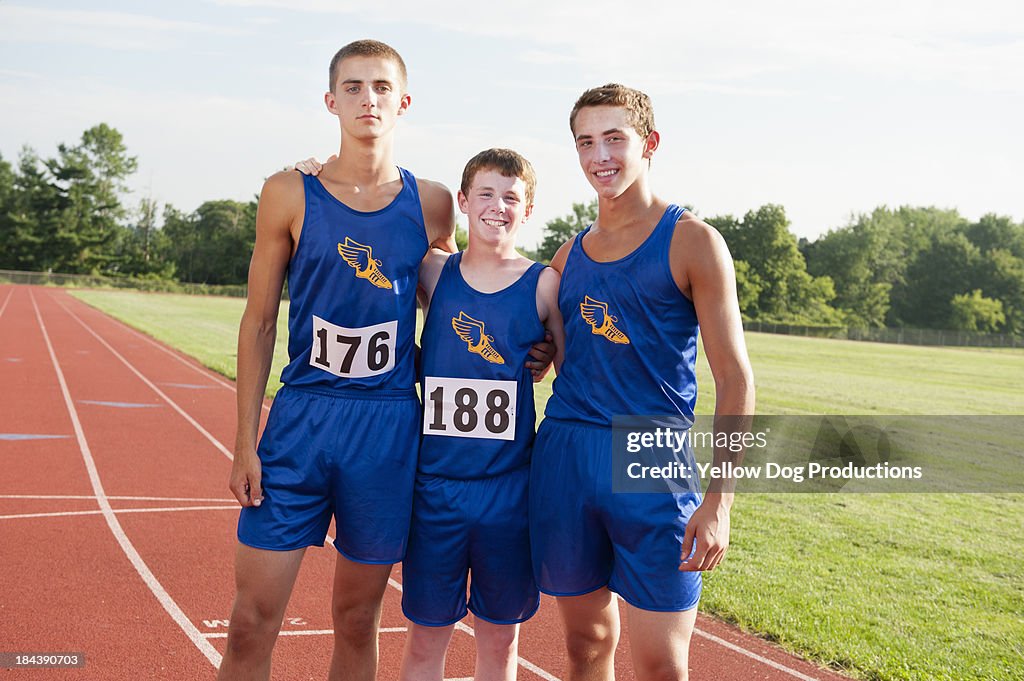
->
[0,285,853,680]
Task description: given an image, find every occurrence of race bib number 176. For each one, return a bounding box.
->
[423,376,517,441]
[310,316,397,378]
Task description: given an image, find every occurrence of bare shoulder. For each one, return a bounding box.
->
[260,170,304,210]
[538,264,561,290]
[262,169,304,196]
[674,211,732,264]
[421,247,452,281]
[549,237,576,273]
[257,170,304,229]
[535,264,561,322]
[671,210,734,296]
[417,247,452,305]
[676,210,724,246]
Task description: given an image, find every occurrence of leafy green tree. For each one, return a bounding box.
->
[1,148,61,271]
[711,205,837,323]
[893,232,980,328]
[0,153,21,269]
[803,213,895,327]
[732,259,763,317]
[950,289,1005,332]
[536,199,597,263]
[163,199,257,284]
[974,247,1024,335]
[964,214,1024,258]
[115,197,175,278]
[43,124,138,273]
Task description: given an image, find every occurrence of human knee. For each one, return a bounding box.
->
[634,659,687,681]
[404,626,445,661]
[564,625,616,666]
[332,602,379,648]
[475,623,518,660]
[225,600,282,655]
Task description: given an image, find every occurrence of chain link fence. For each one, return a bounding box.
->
[0,269,248,298]
[743,320,1021,348]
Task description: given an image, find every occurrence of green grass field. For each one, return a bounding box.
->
[72,289,1024,681]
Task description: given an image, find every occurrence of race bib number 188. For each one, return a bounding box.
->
[310,315,397,378]
[423,376,517,441]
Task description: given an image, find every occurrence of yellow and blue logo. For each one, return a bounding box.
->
[337,237,392,289]
[580,295,630,344]
[451,311,505,364]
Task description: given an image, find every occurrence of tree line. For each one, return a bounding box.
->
[537,201,1024,335]
[0,124,257,286]
[2,125,1022,335]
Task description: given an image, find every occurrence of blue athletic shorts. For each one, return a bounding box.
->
[529,418,702,611]
[237,386,419,563]
[401,465,539,626]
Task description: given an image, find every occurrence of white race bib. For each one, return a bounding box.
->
[310,316,397,378]
[422,376,517,441]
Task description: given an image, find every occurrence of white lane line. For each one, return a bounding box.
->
[386,577,561,681]
[202,627,408,639]
[30,289,222,668]
[614,592,828,681]
[0,494,235,502]
[0,505,238,521]
[73,298,272,414]
[691,627,826,681]
[0,287,14,321]
[54,296,234,461]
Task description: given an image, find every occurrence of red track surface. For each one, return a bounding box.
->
[0,286,853,680]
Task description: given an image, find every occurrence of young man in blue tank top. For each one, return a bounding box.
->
[399,148,564,681]
[530,84,756,680]
[218,40,458,681]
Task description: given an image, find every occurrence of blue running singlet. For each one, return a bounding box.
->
[545,204,698,425]
[279,170,429,392]
[419,253,546,478]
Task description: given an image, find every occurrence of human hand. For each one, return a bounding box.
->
[229,447,264,508]
[679,495,732,571]
[527,330,555,382]
[293,154,337,176]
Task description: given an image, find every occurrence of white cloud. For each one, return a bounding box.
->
[0,5,250,51]
[205,0,1024,93]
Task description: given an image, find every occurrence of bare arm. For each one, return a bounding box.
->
[672,215,755,571]
[524,237,575,379]
[535,267,565,373]
[416,248,451,311]
[230,171,303,507]
[417,178,457,254]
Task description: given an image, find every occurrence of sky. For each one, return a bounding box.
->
[1,1,1022,249]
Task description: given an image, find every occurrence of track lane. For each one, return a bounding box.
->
[1,288,215,679]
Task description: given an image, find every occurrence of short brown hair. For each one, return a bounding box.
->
[460,148,537,204]
[328,39,408,93]
[569,83,655,139]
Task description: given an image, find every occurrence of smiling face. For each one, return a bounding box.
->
[324,55,410,140]
[572,105,659,200]
[458,169,533,247]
